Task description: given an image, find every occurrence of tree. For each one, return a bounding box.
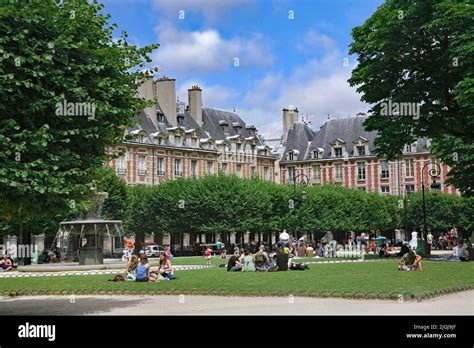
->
[0,0,158,262]
[94,167,128,221]
[348,0,474,195]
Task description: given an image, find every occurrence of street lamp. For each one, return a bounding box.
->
[292,173,309,239]
[421,161,441,244]
[293,173,309,194]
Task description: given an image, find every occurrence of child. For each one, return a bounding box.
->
[0,255,12,272]
[204,246,212,266]
[165,246,173,261]
[125,255,139,281]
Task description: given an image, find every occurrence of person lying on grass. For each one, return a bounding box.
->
[0,254,12,271]
[398,249,423,271]
[135,256,158,282]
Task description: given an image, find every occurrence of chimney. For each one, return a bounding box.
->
[282,106,298,142]
[188,85,202,126]
[155,76,177,127]
[138,77,157,127]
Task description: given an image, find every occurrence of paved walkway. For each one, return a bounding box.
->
[0,291,472,315]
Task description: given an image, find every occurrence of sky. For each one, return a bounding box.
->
[101,0,384,139]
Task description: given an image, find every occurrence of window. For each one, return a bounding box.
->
[174,159,182,176]
[334,147,343,158]
[191,138,197,147]
[288,152,294,161]
[334,163,343,181]
[357,145,366,156]
[263,167,269,181]
[236,164,242,178]
[222,124,228,132]
[405,159,414,177]
[236,143,241,152]
[406,184,415,195]
[312,151,319,159]
[380,160,390,179]
[174,135,181,146]
[380,186,390,196]
[157,137,164,145]
[207,161,213,175]
[138,155,147,176]
[221,163,228,174]
[312,165,321,182]
[250,166,256,177]
[288,167,296,182]
[138,135,146,143]
[157,113,164,123]
[117,155,126,175]
[357,162,366,180]
[157,158,165,176]
[191,160,197,178]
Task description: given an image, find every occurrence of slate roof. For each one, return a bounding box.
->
[281,116,430,162]
[126,105,271,155]
[282,123,316,161]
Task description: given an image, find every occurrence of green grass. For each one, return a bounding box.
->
[2,260,473,300]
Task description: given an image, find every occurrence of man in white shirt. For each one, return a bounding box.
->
[279,229,290,247]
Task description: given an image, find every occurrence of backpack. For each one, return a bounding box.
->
[254,252,265,264]
[109,274,125,282]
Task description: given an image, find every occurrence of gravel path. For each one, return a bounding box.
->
[0,291,472,315]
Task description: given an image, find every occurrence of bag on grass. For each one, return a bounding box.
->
[109,274,125,282]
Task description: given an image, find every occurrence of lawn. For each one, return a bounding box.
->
[1,260,473,300]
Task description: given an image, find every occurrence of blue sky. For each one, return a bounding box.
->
[101,0,383,138]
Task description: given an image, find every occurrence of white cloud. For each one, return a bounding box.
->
[152,0,255,23]
[236,30,369,139]
[152,23,273,75]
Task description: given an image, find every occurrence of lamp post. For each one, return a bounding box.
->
[421,161,441,249]
[292,173,309,239]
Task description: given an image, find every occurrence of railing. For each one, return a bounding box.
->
[157,170,165,176]
[117,168,127,175]
[175,171,182,177]
[137,169,147,176]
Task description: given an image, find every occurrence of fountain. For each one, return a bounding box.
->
[56,192,125,265]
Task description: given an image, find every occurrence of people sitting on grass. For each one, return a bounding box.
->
[227,251,243,272]
[398,248,423,271]
[125,255,139,281]
[241,249,256,272]
[0,254,13,271]
[204,246,212,266]
[254,245,270,272]
[158,253,175,280]
[274,248,289,271]
[220,249,227,259]
[135,256,158,282]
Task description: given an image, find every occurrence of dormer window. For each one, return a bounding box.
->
[236,143,241,152]
[404,142,417,153]
[175,135,181,146]
[357,145,365,156]
[219,120,229,133]
[288,152,294,161]
[157,113,164,123]
[191,137,197,147]
[334,147,342,158]
[312,151,320,159]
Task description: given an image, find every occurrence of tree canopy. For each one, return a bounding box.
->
[0,0,158,227]
[348,0,474,195]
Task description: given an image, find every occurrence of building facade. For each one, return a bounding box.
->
[278,108,457,196]
[107,77,276,185]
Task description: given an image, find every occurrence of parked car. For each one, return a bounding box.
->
[139,244,165,257]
